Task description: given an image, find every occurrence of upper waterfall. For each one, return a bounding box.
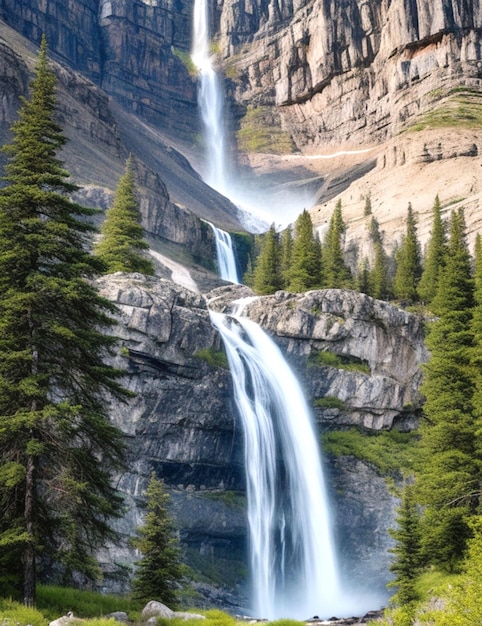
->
[211,307,346,619]
[191,0,229,195]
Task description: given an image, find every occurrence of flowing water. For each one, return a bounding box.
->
[207,222,239,283]
[191,0,229,194]
[211,307,346,619]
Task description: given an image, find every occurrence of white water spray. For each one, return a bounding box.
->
[191,0,229,194]
[210,308,346,619]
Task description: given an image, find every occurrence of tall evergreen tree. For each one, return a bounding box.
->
[393,203,422,304]
[94,156,154,275]
[131,473,184,607]
[286,209,322,292]
[322,200,352,289]
[253,223,282,294]
[356,257,371,295]
[280,225,293,288]
[367,217,391,300]
[470,234,482,473]
[0,37,127,605]
[388,485,423,607]
[417,195,447,306]
[416,209,477,571]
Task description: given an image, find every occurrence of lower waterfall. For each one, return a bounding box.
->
[207,222,239,283]
[210,307,347,619]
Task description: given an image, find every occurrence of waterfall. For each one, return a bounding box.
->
[210,307,346,619]
[191,0,229,194]
[208,222,239,283]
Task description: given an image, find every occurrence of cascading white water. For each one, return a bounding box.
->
[207,222,239,283]
[210,307,346,619]
[191,0,229,194]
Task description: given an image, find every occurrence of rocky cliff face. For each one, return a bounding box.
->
[97,275,426,608]
[219,0,482,148]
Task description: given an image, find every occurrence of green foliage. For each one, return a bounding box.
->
[202,490,246,511]
[393,203,422,304]
[0,598,47,626]
[130,473,184,607]
[416,209,478,572]
[171,48,197,76]
[417,196,447,305]
[322,200,352,289]
[253,224,283,294]
[407,88,482,131]
[231,231,255,279]
[367,218,392,300]
[313,396,346,410]
[0,36,128,604]
[269,620,305,626]
[388,485,423,606]
[309,350,370,374]
[94,156,154,275]
[194,348,229,369]
[158,610,237,626]
[35,585,142,621]
[363,193,372,216]
[322,428,420,476]
[236,106,295,154]
[286,210,322,292]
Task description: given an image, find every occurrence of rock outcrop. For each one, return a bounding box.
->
[95,275,426,608]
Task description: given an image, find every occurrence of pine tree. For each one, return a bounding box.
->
[417,195,447,306]
[388,485,423,607]
[393,203,422,304]
[367,218,391,300]
[131,473,184,607]
[470,234,482,473]
[357,257,371,295]
[94,156,154,275]
[322,200,352,289]
[253,223,283,294]
[416,209,477,572]
[0,37,127,605]
[363,192,372,216]
[280,225,293,288]
[286,209,322,292]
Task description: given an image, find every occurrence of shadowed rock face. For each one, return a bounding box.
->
[96,276,426,608]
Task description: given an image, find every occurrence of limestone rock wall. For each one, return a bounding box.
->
[219,0,482,148]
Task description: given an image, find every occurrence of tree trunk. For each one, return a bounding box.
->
[23,452,36,606]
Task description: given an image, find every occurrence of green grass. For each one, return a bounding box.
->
[36,585,142,621]
[236,106,296,154]
[172,47,197,76]
[322,427,420,476]
[158,610,237,626]
[407,88,482,132]
[194,348,229,369]
[309,349,371,374]
[314,396,346,410]
[0,599,48,626]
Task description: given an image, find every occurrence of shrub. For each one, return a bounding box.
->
[194,348,229,369]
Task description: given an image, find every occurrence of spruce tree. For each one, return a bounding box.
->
[417,195,447,306]
[0,37,127,605]
[322,200,352,289]
[280,225,293,288]
[286,209,322,292]
[131,473,184,607]
[94,156,154,275]
[367,217,391,300]
[471,234,482,472]
[253,223,283,294]
[357,257,371,295]
[393,203,422,304]
[388,485,423,607]
[416,209,477,571]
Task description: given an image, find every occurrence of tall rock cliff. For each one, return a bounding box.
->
[219,0,482,149]
[96,275,427,609]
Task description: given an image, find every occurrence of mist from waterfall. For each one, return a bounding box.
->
[211,308,349,619]
[207,222,239,283]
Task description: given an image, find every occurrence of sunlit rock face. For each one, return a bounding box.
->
[100,277,425,606]
[218,0,482,147]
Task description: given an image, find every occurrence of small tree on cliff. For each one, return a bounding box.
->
[393,203,422,304]
[131,473,184,607]
[0,37,127,605]
[322,200,352,289]
[94,156,154,275]
[286,209,322,291]
[417,195,447,306]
